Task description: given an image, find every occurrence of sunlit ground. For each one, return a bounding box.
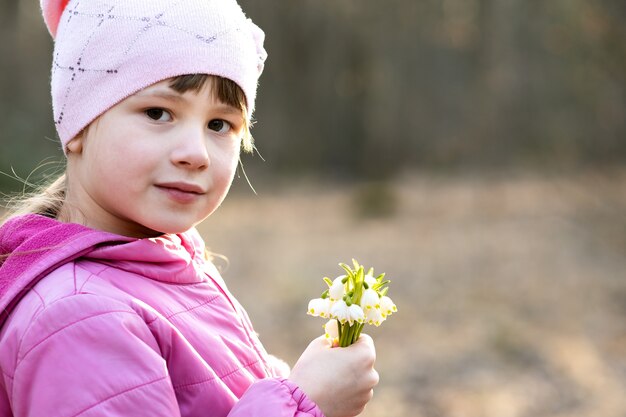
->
[199,168,626,417]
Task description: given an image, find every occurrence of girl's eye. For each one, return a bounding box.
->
[145,108,172,122]
[208,119,232,134]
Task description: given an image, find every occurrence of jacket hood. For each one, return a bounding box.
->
[0,214,130,326]
[0,215,212,327]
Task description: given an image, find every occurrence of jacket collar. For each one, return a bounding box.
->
[85,228,209,284]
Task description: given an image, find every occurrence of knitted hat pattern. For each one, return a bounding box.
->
[40,0,267,151]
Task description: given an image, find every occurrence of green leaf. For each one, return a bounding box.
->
[339,263,353,278]
[352,258,360,270]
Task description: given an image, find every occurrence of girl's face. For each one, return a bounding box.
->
[63,78,244,238]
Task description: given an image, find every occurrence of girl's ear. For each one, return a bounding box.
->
[66,136,83,154]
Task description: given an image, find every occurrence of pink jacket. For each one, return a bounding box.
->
[0,215,324,417]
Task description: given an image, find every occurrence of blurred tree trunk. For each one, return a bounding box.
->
[0,0,20,171]
[0,0,58,182]
[0,0,19,101]
[474,0,527,164]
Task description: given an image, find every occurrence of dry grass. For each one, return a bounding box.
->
[198,168,626,417]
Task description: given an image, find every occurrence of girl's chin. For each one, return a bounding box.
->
[127,219,200,238]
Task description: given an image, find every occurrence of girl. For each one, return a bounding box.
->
[0,1,378,416]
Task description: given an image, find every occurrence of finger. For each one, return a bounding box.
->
[352,333,376,354]
[370,368,380,387]
[308,335,332,350]
[354,333,373,346]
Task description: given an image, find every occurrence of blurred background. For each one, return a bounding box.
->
[1,1,626,416]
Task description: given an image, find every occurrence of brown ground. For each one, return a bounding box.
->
[198,168,626,417]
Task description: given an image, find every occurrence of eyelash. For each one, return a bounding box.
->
[144,108,233,134]
[208,119,232,134]
[145,108,171,121]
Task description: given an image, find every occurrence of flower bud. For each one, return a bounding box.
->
[329,275,346,301]
[380,295,397,317]
[365,307,385,326]
[330,300,350,324]
[347,304,365,326]
[324,319,339,340]
[360,288,380,311]
[308,298,331,318]
[364,274,377,287]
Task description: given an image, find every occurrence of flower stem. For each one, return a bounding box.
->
[357,323,364,342]
[339,322,365,347]
[339,324,351,347]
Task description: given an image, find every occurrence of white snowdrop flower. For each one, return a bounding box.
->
[347,304,365,326]
[365,307,385,326]
[324,319,339,340]
[307,298,331,318]
[330,299,349,324]
[360,288,380,311]
[364,274,377,287]
[328,275,346,301]
[379,295,397,317]
[308,261,396,347]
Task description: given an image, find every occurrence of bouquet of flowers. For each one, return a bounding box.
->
[307,259,397,347]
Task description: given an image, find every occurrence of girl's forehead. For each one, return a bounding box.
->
[134,84,183,99]
[134,80,214,102]
[138,80,185,95]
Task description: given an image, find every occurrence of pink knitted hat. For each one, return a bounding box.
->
[40,0,267,151]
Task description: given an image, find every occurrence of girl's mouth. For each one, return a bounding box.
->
[155,182,206,203]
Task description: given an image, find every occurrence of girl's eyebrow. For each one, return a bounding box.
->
[214,103,243,116]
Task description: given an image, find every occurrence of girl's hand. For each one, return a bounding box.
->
[288,334,379,417]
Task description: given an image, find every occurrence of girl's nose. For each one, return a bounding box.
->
[171,127,210,170]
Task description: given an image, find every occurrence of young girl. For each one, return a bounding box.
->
[0,1,378,416]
